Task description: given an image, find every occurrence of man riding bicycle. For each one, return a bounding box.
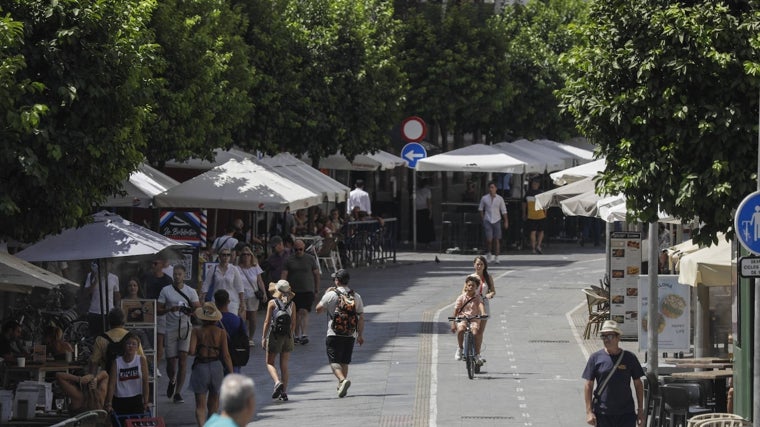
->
[450,275,486,362]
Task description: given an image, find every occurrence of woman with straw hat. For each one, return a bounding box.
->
[189,302,234,426]
[262,280,296,402]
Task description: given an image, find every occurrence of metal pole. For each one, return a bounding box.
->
[647,221,659,376]
[412,171,417,251]
[754,89,760,426]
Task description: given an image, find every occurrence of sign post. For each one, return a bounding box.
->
[401,117,427,251]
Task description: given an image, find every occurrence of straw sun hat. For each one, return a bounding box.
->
[599,320,622,335]
[195,302,222,321]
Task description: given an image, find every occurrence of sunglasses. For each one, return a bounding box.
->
[600,334,618,340]
[219,253,231,257]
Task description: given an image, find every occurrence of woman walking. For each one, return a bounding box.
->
[262,280,296,402]
[105,333,150,422]
[189,302,234,426]
[237,245,267,346]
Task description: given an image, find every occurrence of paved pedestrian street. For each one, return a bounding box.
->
[157,244,641,426]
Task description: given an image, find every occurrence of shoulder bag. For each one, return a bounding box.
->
[205,265,218,302]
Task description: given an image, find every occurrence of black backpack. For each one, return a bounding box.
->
[225,317,250,367]
[100,333,124,372]
[271,299,292,336]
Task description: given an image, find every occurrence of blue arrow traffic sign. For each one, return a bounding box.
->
[401,142,427,169]
[735,190,760,255]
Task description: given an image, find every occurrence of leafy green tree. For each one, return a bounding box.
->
[144,0,255,165]
[496,0,588,141]
[235,0,406,161]
[559,0,758,244]
[0,0,158,242]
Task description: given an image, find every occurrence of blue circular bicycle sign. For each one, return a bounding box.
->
[735,190,760,255]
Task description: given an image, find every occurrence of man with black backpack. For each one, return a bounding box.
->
[316,269,364,398]
[89,308,144,375]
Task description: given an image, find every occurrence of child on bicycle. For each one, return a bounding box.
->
[450,275,486,362]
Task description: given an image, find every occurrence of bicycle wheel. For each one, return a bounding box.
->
[464,331,474,379]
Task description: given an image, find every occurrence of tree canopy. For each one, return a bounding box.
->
[559,0,759,244]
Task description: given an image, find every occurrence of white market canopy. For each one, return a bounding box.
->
[15,211,188,262]
[258,153,350,203]
[415,143,527,173]
[0,251,79,293]
[154,158,322,212]
[492,141,565,174]
[549,158,606,186]
[305,150,406,171]
[535,139,595,162]
[508,139,576,170]
[534,176,597,210]
[102,163,180,208]
[678,237,732,287]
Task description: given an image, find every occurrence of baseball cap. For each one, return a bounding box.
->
[331,269,350,283]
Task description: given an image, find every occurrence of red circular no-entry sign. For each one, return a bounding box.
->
[401,116,427,142]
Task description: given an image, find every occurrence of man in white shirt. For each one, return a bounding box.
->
[347,179,372,216]
[478,181,509,263]
[83,261,121,337]
[212,225,240,262]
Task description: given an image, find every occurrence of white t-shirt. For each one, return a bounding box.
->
[85,272,120,314]
[238,265,263,299]
[114,355,143,398]
[479,193,507,224]
[416,187,432,210]
[158,284,199,331]
[318,286,364,337]
[212,235,238,255]
[347,188,372,215]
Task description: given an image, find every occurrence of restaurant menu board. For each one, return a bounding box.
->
[637,275,690,351]
[609,231,642,337]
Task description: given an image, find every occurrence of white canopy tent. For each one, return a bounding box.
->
[258,153,350,203]
[508,139,577,170]
[154,158,323,212]
[535,139,595,163]
[304,150,406,171]
[102,163,180,208]
[534,176,597,210]
[550,158,606,186]
[492,141,565,174]
[560,190,604,217]
[415,143,527,173]
[678,238,732,287]
[0,251,79,293]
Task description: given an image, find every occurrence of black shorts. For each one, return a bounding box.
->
[325,335,355,364]
[293,291,315,312]
[525,218,546,232]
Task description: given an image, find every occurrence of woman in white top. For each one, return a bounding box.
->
[237,245,268,345]
[471,256,496,361]
[105,333,149,418]
[201,248,245,317]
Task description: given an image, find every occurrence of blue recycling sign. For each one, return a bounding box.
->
[735,191,760,255]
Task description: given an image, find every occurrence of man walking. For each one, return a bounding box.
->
[157,265,200,404]
[316,269,364,398]
[479,181,509,263]
[282,239,320,344]
[83,261,121,337]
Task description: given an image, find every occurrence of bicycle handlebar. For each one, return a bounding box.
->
[447,315,489,322]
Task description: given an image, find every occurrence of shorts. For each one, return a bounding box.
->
[190,360,224,395]
[112,394,143,417]
[293,292,315,312]
[164,321,192,358]
[325,335,355,365]
[266,331,294,354]
[525,218,546,232]
[483,220,502,240]
[156,314,166,334]
[244,296,260,312]
[595,412,637,427]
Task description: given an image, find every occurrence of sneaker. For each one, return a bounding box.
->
[476,354,486,364]
[279,393,288,402]
[337,379,351,398]
[536,246,543,254]
[156,367,162,378]
[300,336,309,345]
[486,253,493,262]
[173,393,184,403]
[493,256,500,264]
[272,381,284,399]
[293,337,302,344]
[455,348,463,361]
[166,379,176,398]
[249,339,255,347]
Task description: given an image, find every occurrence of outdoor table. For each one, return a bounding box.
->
[3,360,85,388]
[663,357,731,364]
[670,368,733,413]
[666,362,733,370]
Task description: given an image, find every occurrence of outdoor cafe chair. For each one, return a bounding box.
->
[691,419,751,427]
[582,288,609,339]
[687,413,745,427]
[661,384,712,427]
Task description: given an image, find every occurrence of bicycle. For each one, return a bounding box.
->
[448,314,488,379]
